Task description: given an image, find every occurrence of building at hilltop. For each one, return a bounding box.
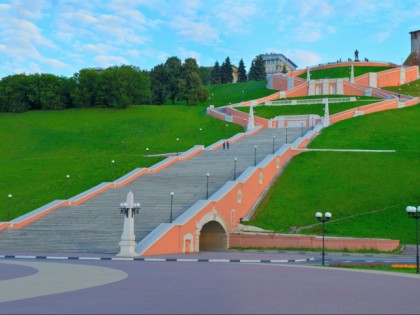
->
[261,53,297,74]
[404,30,420,67]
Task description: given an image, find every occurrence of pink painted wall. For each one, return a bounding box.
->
[230,234,399,251]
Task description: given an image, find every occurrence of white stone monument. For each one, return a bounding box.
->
[117,191,139,257]
[350,64,355,83]
[323,98,330,127]
[247,101,256,131]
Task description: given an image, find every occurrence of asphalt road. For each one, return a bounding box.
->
[1,251,420,314]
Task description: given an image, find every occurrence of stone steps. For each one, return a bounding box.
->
[0,127,309,253]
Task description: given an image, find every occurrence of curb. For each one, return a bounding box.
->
[0,254,315,264]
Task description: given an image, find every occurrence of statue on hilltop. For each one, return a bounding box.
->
[355,49,359,61]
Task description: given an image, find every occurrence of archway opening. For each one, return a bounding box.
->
[199,221,228,251]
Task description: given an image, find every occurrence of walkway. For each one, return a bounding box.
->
[0,127,309,254]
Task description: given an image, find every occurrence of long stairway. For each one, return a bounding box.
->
[0,127,309,254]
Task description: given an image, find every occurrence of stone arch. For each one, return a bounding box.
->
[195,210,229,252]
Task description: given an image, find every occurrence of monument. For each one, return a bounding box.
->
[247,101,256,131]
[323,98,330,127]
[117,191,141,257]
[354,49,359,61]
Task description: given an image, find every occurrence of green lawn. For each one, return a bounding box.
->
[235,96,381,117]
[383,79,420,97]
[248,104,420,244]
[0,105,243,220]
[298,66,393,80]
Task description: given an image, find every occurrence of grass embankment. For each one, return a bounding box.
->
[248,104,420,244]
[0,80,275,221]
[235,95,381,117]
[298,66,393,80]
[383,79,420,97]
[330,263,419,274]
[0,105,243,220]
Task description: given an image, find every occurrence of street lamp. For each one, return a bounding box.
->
[199,128,203,145]
[301,122,304,137]
[119,201,141,217]
[406,205,420,273]
[234,157,237,180]
[254,145,257,166]
[176,138,179,156]
[7,194,12,222]
[225,124,228,139]
[111,160,115,181]
[170,192,174,223]
[242,90,244,101]
[66,175,70,199]
[272,135,276,154]
[206,173,210,199]
[146,148,149,165]
[315,211,332,266]
[285,127,288,143]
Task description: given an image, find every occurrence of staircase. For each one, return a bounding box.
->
[0,127,309,254]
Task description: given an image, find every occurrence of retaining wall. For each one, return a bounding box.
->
[230,233,399,251]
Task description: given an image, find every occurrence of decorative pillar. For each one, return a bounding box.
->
[247,101,255,131]
[350,64,355,83]
[307,66,311,81]
[323,98,330,127]
[117,191,140,257]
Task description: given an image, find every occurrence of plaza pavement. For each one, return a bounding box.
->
[1,250,420,314]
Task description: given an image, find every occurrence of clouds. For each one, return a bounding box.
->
[0,0,418,78]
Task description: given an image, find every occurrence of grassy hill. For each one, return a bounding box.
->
[0,105,244,220]
[382,79,420,97]
[248,104,420,244]
[298,66,393,80]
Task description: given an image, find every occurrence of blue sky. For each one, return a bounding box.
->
[0,0,419,78]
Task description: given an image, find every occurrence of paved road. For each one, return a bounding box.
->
[1,251,420,314]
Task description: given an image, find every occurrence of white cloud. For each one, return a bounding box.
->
[286,50,322,68]
[94,55,128,67]
[215,0,258,32]
[178,47,201,62]
[171,16,219,43]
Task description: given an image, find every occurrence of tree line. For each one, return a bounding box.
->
[0,55,266,113]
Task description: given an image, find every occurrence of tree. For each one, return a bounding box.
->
[164,56,182,104]
[97,65,150,108]
[71,69,101,107]
[150,64,167,104]
[248,55,266,81]
[199,66,211,85]
[221,56,233,84]
[237,59,247,82]
[210,61,221,84]
[179,58,209,105]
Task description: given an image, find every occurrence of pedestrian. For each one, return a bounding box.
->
[222,141,225,150]
[226,140,230,149]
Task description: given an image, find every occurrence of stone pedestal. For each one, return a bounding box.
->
[117,191,137,257]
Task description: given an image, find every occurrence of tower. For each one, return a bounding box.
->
[404,30,420,66]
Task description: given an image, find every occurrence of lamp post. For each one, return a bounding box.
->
[146,148,149,165]
[225,124,228,140]
[7,194,12,222]
[315,211,332,266]
[111,160,115,181]
[66,175,70,199]
[170,192,174,223]
[234,157,237,180]
[285,127,288,143]
[242,90,244,102]
[176,138,179,156]
[199,128,203,145]
[406,206,420,273]
[254,145,257,166]
[272,135,276,154]
[206,173,210,199]
[301,122,304,137]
